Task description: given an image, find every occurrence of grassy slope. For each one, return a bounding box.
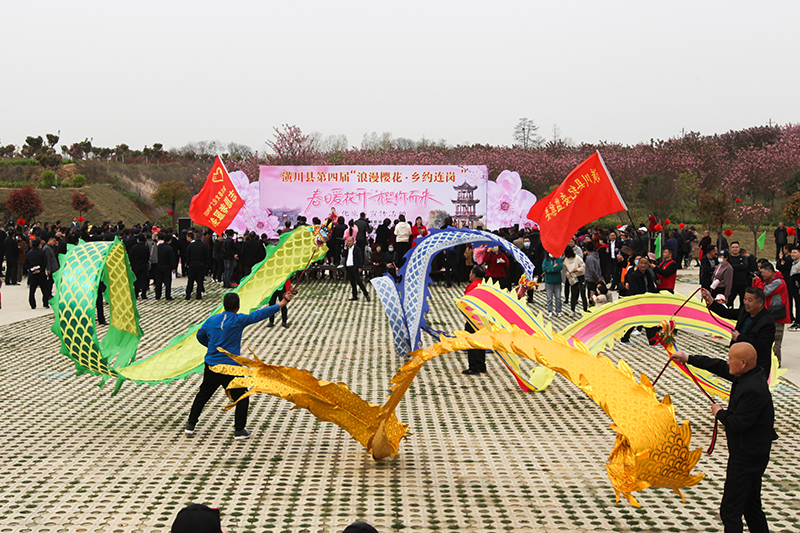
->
[0,184,150,225]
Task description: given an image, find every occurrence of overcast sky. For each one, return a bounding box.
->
[2,0,799,154]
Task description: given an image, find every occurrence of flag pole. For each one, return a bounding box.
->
[220,156,260,234]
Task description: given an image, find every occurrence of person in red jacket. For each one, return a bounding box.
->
[462,266,487,375]
[653,247,678,293]
[483,245,509,289]
[753,262,790,363]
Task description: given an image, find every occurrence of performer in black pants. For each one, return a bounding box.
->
[342,236,370,302]
[672,343,777,533]
[268,280,290,327]
[185,232,209,300]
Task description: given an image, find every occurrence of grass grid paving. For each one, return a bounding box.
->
[0,278,799,532]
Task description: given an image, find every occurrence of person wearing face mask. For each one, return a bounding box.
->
[519,236,537,302]
[542,252,564,317]
[483,244,509,290]
[711,249,734,304]
[384,244,399,281]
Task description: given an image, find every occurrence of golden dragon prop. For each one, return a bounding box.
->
[213,323,704,507]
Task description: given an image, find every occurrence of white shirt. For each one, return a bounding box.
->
[346,246,355,267]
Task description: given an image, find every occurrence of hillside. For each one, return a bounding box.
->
[0,184,151,225]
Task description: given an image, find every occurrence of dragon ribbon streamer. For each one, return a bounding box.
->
[51,227,326,392]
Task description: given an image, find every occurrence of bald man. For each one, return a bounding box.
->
[673,343,778,533]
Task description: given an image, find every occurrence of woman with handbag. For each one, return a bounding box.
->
[563,245,587,316]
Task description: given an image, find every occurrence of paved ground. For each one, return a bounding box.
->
[1,268,799,532]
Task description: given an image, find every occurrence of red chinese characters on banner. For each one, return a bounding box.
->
[527,151,627,257]
[189,156,244,235]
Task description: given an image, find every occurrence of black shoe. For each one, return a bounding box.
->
[348,297,358,301]
[166,297,174,301]
[196,296,202,301]
[281,322,289,328]
[479,368,487,373]
[234,429,251,440]
[185,295,191,300]
[462,368,481,375]
[267,322,274,327]
[44,304,50,309]
[98,320,108,325]
[185,422,195,435]
[365,294,371,302]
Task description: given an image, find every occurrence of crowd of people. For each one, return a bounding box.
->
[3,211,790,533]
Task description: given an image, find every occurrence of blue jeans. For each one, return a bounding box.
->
[546,283,562,315]
[223,259,235,288]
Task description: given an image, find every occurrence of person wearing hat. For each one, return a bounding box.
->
[171,504,227,533]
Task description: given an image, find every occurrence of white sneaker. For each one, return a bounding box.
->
[548,312,553,318]
[556,312,562,318]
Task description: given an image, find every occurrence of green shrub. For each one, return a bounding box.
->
[73,174,86,187]
[40,170,56,188]
[0,159,38,166]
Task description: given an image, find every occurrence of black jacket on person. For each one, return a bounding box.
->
[699,255,716,289]
[222,236,237,261]
[4,235,19,261]
[728,254,750,287]
[341,245,364,269]
[186,239,210,266]
[157,242,177,269]
[375,224,391,248]
[129,242,150,270]
[24,247,47,277]
[240,239,266,271]
[354,218,371,243]
[625,268,657,296]
[687,356,777,458]
[709,301,775,373]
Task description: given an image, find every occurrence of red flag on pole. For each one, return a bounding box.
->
[189,156,244,235]
[527,151,627,256]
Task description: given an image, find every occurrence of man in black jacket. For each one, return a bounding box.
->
[239,231,266,278]
[702,286,775,373]
[4,231,19,285]
[672,343,777,533]
[222,229,237,288]
[774,222,787,263]
[130,234,151,299]
[728,242,751,308]
[155,233,177,300]
[620,256,658,345]
[699,245,717,290]
[185,232,209,300]
[341,236,370,301]
[24,238,49,309]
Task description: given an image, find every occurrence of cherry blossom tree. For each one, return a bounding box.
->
[736,203,770,254]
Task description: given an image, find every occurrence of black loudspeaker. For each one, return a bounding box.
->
[178,217,192,232]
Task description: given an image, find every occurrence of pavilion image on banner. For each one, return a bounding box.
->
[258,165,488,229]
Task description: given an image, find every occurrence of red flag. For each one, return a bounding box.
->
[189,156,244,235]
[527,151,627,256]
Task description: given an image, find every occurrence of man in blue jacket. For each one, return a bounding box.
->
[185,290,293,439]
